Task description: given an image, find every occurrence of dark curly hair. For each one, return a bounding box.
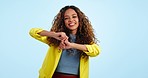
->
[47,5,97,47]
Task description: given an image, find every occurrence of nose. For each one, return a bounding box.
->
[68,17,73,22]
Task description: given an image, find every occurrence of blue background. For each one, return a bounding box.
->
[0,0,148,78]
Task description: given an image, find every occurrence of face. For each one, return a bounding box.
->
[64,9,79,35]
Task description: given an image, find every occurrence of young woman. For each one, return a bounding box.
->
[29,5,100,78]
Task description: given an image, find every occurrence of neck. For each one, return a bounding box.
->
[71,30,77,35]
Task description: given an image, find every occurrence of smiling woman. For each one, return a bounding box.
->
[64,9,79,35]
[29,5,101,78]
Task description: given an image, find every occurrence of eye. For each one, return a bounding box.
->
[64,17,69,20]
[73,16,77,18]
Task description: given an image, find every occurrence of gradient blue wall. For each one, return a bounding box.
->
[0,0,148,78]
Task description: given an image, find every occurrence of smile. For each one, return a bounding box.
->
[68,23,75,26]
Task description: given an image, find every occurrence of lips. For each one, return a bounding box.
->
[68,23,75,26]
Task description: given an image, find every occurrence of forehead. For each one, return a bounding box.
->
[64,8,77,16]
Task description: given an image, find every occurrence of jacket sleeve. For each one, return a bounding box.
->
[83,44,101,57]
[29,28,49,44]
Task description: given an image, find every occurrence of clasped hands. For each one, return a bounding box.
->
[54,32,72,50]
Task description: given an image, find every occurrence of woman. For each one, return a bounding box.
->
[29,5,100,78]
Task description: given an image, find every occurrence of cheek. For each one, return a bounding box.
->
[76,19,79,25]
[64,21,69,28]
[64,20,68,26]
[76,18,79,23]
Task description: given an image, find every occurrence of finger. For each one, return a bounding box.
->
[61,41,66,48]
[60,33,68,40]
[59,40,66,49]
[58,43,63,49]
[58,35,63,40]
[60,35,65,40]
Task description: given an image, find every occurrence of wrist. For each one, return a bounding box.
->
[70,43,75,49]
[49,31,56,37]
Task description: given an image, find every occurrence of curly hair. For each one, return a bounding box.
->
[47,5,97,47]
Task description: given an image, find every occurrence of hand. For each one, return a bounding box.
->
[53,32,68,41]
[64,39,72,49]
[58,39,66,49]
[58,39,72,50]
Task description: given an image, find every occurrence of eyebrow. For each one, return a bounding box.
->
[64,14,77,17]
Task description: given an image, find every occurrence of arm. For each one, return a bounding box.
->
[29,28,49,44]
[29,28,68,44]
[38,30,68,41]
[70,43,88,51]
[71,43,100,57]
[83,43,100,57]
[59,39,100,57]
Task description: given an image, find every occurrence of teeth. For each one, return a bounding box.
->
[69,23,74,26]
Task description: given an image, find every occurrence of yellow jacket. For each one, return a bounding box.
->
[29,28,101,78]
